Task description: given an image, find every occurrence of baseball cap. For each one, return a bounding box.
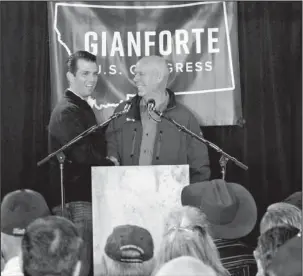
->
[1,189,50,235]
[104,224,154,263]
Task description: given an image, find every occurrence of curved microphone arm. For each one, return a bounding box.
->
[37,105,131,167]
[152,109,248,179]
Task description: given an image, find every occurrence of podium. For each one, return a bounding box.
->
[91,165,189,275]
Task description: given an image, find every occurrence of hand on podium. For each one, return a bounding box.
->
[107,156,120,166]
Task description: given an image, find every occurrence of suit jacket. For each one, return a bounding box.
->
[47,90,113,208]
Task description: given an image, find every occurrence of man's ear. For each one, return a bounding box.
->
[153,69,162,83]
[66,71,74,84]
[72,260,82,276]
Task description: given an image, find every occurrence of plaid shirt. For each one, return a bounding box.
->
[214,239,257,276]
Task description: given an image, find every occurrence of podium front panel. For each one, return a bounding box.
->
[91,165,189,275]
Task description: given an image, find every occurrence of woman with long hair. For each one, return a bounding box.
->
[153,206,229,276]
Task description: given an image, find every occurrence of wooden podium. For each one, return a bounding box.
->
[91,165,189,275]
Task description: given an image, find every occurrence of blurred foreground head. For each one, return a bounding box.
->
[21,216,83,276]
[254,226,300,276]
[267,233,302,276]
[154,256,217,276]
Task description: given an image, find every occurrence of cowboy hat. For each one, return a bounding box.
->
[181,179,257,239]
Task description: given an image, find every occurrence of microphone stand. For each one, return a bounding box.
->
[37,108,129,216]
[152,110,248,179]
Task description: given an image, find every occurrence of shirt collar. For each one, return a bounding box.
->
[140,91,169,113]
[127,89,176,122]
[68,88,86,101]
[67,88,97,109]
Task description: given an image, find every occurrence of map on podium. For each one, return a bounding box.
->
[91,165,189,274]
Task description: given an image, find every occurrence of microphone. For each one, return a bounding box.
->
[147,99,156,111]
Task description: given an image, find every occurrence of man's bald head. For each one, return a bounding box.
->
[155,256,217,276]
[133,56,170,99]
[137,56,169,78]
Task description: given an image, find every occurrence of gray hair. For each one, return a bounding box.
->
[260,202,302,234]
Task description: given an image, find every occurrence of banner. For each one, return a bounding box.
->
[48,1,242,126]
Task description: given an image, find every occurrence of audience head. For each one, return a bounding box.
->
[283,191,302,210]
[100,224,155,276]
[1,189,50,260]
[260,202,302,234]
[154,256,217,276]
[155,206,228,276]
[253,226,300,276]
[267,233,302,276]
[66,50,98,99]
[21,215,83,276]
[133,55,169,100]
[181,179,257,239]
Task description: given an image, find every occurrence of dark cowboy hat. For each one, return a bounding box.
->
[181,179,257,239]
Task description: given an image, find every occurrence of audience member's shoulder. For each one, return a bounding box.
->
[22,216,83,276]
[268,233,302,276]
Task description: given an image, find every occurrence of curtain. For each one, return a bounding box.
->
[203,1,302,243]
[1,1,51,197]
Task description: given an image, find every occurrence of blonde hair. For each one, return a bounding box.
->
[154,206,229,276]
[260,202,302,234]
[99,253,155,276]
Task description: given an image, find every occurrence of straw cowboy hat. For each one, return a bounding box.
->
[181,179,257,239]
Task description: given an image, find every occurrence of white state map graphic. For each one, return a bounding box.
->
[92,165,189,274]
[53,1,235,96]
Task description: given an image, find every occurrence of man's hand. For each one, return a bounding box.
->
[107,156,120,166]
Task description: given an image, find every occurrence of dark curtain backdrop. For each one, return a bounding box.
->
[1,1,51,197]
[1,1,302,244]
